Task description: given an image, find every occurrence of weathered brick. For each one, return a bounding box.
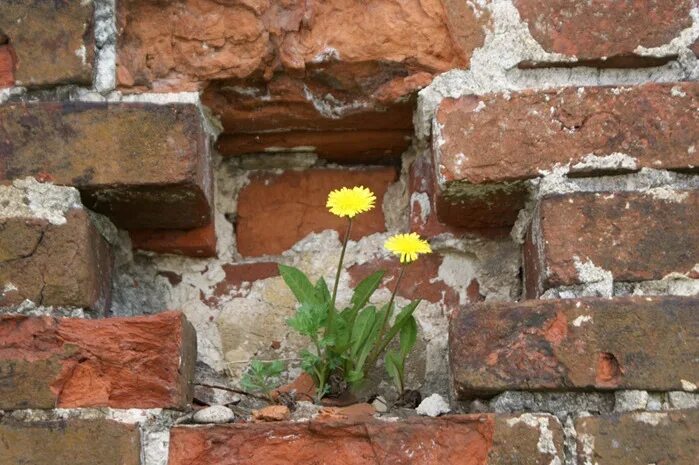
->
[0,419,140,465]
[236,168,396,257]
[169,414,563,465]
[434,83,699,228]
[204,262,280,305]
[0,311,196,409]
[130,220,217,258]
[514,0,693,67]
[117,0,488,161]
[450,296,699,398]
[0,208,112,312]
[575,410,699,465]
[524,190,699,297]
[0,45,14,88]
[0,102,212,229]
[0,1,94,87]
[217,130,412,164]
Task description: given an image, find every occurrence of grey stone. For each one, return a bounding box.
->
[415,394,450,417]
[614,390,649,412]
[192,405,235,424]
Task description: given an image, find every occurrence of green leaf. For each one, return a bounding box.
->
[399,315,418,358]
[286,303,325,337]
[374,300,420,360]
[278,264,317,305]
[351,270,384,311]
[315,277,331,305]
[384,351,403,392]
[350,307,377,357]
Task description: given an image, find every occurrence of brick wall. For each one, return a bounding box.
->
[1,1,698,464]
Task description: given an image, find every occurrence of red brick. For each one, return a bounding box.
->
[348,254,460,306]
[434,83,699,228]
[0,45,14,88]
[449,296,699,398]
[524,190,699,297]
[0,208,112,312]
[0,419,140,465]
[117,0,488,161]
[575,411,699,465]
[130,220,217,258]
[169,414,564,465]
[0,311,196,409]
[514,0,693,67]
[0,1,94,87]
[0,102,212,229]
[236,168,397,257]
[217,130,412,164]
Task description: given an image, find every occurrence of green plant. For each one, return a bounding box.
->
[240,360,284,399]
[278,186,431,401]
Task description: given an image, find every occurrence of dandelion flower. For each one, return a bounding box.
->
[326,186,376,218]
[384,233,432,264]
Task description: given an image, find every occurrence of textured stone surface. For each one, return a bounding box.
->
[236,168,396,256]
[514,0,693,66]
[0,45,13,88]
[0,208,112,312]
[130,220,217,258]
[0,419,140,465]
[450,297,699,398]
[169,414,564,465]
[575,410,699,465]
[217,130,412,164]
[0,102,212,229]
[117,0,488,160]
[0,311,196,409]
[434,83,699,228]
[525,190,699,297]
[0,1,94,87]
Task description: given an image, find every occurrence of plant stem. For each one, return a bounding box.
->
[328,218,352,334]
[366,265,406,370]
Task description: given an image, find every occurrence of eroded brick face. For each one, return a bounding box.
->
[0,420,141,465]
[0,0,94,87]
[0,102,212,229]
[130,220,218,258]
[236,168,397,256]
[434,83,699,228]
[0,311,196,409]
[525,190,699,297]
[449,297,699,398]
[514,0,693,66]
[0,209,112,312]
[0,45,14,88]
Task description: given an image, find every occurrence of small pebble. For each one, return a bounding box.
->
[371,396,388,413]
[193,405,235,424]
[415,393,451,417]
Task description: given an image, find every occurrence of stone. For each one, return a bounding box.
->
[252,405,291,422]
[317,403,376,422]
[614,390,649,412]
[525,190,699,297]
[0,186,112,312]
[371,396,389,414]
[668,391,699,410]
[168,414,564,465]
[449,296,699,398]
[193,405,235,424]
[0,419,140,465]
[0,1,94,88]
[434,83,699,228]
[575,411,699,465]
[0,45,13,88]
[205,262,281,305]
[0,102,212,230]
[130,220,217,258]
[0,311,197,409]
[271,372,317,403]
[514,0,693,67]
[416,393,451,417]
[117,0,489,161]
[236,168,396,256]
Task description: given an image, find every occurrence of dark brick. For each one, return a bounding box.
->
[130,220,217,258]
[0,1,94,87]
[434,83,699,228]
[0,419,140,465]
[525,190,699,297]
[0,102,212,229]
[575,410,699,465]
[0,311,196,409]
[450,296,699,398]
[0,45,13,88]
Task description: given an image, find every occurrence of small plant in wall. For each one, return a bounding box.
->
[278,185,431,402]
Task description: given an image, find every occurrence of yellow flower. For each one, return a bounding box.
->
[384,233,432,264]
[326,186,376,218]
